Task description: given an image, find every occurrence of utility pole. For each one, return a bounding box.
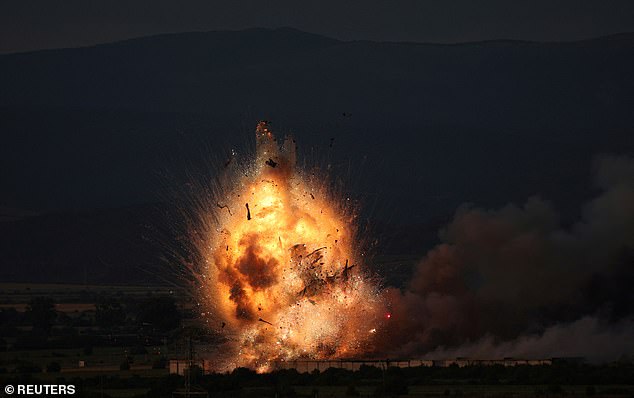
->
[172,329,207,398]
[185,336,193,397]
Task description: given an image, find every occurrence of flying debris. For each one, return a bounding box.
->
[216,203,232,215]
[342,259,356,282]
[258,318,274,326]
[224,149,236,168]
[265,158,278,168]
[245,203,251,220]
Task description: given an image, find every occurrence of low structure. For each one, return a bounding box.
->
[169,359,212,375]
[171,357,560,374]
[271,357,555,372]
[272,359,431,372]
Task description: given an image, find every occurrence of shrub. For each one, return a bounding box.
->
[152,356,167,369]
[14,361,42,373]
[47,361,61,373]
[346,383,360,396]
[548,384,563,395]
[130,346,147,355]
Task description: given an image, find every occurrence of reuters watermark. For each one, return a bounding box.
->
[3,384,75,395]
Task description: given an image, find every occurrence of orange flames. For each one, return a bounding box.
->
[198,122,385,371]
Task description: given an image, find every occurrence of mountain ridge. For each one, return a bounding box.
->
[1,25,632,225]
[2,27,634,57]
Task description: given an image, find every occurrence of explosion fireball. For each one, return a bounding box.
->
[197,122,386,371]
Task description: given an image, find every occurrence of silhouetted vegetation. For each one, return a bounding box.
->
[1,289,633,397]
[46,361,61,373]
[95,297,125,330]
[136,296,181,332]
[1,361,633,397]
[26,297,56,335]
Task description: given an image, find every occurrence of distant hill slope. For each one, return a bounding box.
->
[1,28,633,222]
[0,204,180,284]
[2,28,632,127]
[0,203,436,284]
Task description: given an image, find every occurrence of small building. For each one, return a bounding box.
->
[409,360,433,367]
[453,358,471,367]
[169,359,212,375]
[432,359,452,367]
[528,359,552,366]
[552,357,585,365]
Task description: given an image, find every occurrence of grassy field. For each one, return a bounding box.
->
[292,384,634,397]
[0,282,177,304]
[0,346,168,372]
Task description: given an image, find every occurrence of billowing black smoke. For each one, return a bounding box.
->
[379,155,634,362]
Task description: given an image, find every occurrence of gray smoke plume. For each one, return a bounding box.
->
[378,155,634,362]
[426,316,634,363]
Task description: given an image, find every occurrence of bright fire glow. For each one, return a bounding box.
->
[197,122,385,371]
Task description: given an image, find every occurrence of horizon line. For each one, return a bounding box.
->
[2,26,633,56]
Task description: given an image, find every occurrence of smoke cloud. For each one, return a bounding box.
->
[427,316,634,363]
[379,154,634,362]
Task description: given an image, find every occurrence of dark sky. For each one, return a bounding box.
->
[2,0,634,53]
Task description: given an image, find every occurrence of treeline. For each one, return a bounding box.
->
[0,295,182,351]
[2,362,634,398]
